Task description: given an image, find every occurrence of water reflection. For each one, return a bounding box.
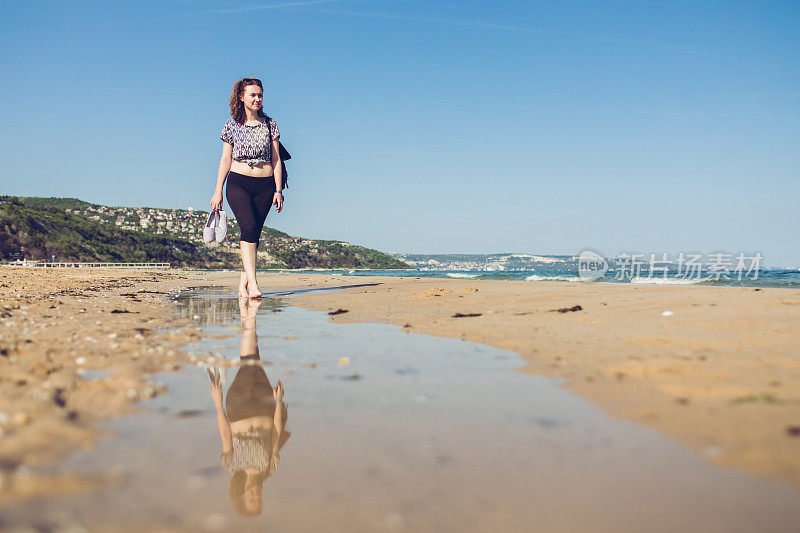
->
[175,287,281,325]
[207,297,290,517]
[5,288,800,531]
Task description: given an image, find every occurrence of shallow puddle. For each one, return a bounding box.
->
[3,288,800,532]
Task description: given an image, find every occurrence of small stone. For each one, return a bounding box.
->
[386,512,404,531]
[75,356,88,366]
[108,333,118,339]
[126,389,138,400]
[204,513,227,531]
[186,475,205,491]
[12,412,31,426]
[338,357,350,366]
[142,387,156,399]
[703,445,723,458]
[662,311,674,316]
[134,334,144,340]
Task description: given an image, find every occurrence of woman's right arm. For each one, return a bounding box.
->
[273,380,285,434]
[210,141,233,210]
[272,380,286,456]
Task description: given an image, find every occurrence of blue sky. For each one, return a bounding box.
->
[1,1,798,265]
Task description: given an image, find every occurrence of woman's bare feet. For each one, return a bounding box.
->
[238,294,249,317]
[238,271,248,298]
[244,297,261,319]
[248,286,263,299]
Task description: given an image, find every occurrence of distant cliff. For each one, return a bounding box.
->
[0,196,409,269]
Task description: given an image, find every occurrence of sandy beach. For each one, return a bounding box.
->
[2,267,799,511]
[0,266,211,505]
[204,271,800,488]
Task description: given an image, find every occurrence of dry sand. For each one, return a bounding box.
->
[205,272,800,488]
[0,266,211,506]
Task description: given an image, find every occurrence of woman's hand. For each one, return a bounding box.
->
[210,381,224,407]
[273,380,284,401]
[210,190,223,211]
[273,191,283,213]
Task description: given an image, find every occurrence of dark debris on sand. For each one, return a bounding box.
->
[550,305,583,313]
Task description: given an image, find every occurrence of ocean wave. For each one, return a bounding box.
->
[446,273,480,279]
[525,274,585,282]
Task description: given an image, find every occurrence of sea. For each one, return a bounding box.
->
[252,253,800,289]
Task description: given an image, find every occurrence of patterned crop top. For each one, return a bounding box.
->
[220,115,280,166]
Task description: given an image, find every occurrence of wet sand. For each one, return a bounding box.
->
[204,271,800,488]
[2,267,799,510]
[0,266,210,506]
[5,291,799,533]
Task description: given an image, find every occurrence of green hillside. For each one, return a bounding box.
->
[0,196,236,267]
[16,197,98,211]
[1,196,409,269]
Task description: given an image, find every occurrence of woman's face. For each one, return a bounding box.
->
[243,474,263,514]
[240,84,263,112]
[244,486,262,514]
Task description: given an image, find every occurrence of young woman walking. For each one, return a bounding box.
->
[210,77,283,299]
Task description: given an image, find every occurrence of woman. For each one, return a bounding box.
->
[209,297,289,516]
[210,77,283,299]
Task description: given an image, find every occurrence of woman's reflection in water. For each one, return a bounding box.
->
[209,297,290,517]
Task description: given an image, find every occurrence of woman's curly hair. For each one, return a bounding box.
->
[229,77,266,124]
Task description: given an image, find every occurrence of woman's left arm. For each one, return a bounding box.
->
[211,382,233,454]
[272,137,283,213]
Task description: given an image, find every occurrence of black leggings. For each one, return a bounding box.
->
[225,171,276,245]
[225,364,275,423]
